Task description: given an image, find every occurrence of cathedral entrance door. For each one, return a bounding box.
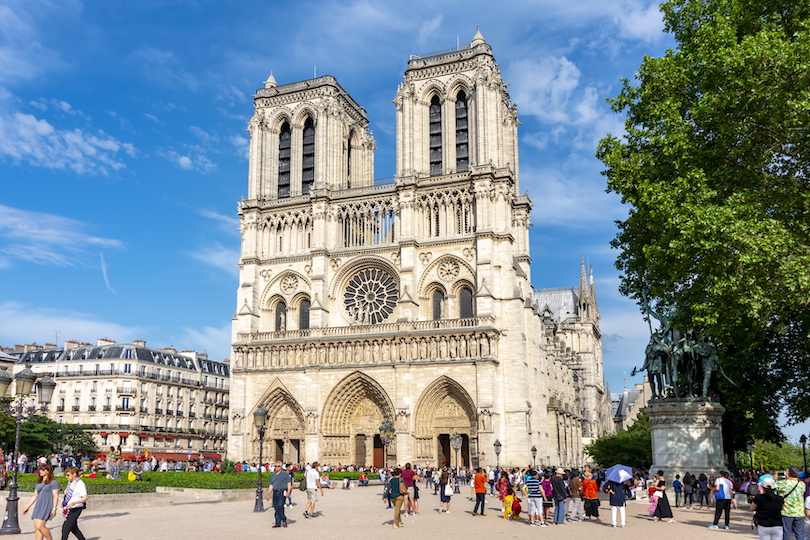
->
[437,434,451,468]
[289,439,300,463]
[355,435,367,467]
[461,434,470,467]
[373,435,384,467]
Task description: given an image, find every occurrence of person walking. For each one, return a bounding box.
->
[472,467,487,516]
[303,461,324,519]
[551,468,567,525]
[389,468,407,529]
[60,467,88,540]
[22,464,59,540]
[568,471,584,521]
[438,470,452,513]
[605,479,626,528]
[266,461,292,528]
[653,470,675,522]
[707,470,733,529]
[776,466,805,540]
[400,463,422,516]
[751,477,784,540]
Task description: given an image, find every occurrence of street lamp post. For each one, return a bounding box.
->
[0,365,55,535]
[493,439,501,468]
[800,435,807,476]
[450,434,463,494]
[531,446,537,469]
[253,405,268,513]
[746,439,754,472]
[379,420,395,469]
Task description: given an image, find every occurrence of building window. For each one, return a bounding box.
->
[124,363,132,374]
[459,286,474,319]
[278,122,291,198]
[302,117,315,195]
[275,302,287,332]
[455,91,469,172]
[432,290,445,320]
[121,397,130,409]
[429,95,442,176]
[299,299,310,330]
[91,381,97,392]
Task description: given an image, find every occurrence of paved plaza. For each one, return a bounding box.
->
[9,486,758,540]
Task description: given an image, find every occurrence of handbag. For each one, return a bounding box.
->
[298,476,307,491]
[444,484,453,497]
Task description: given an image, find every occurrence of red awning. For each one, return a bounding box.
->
[165,435,173,439]
[153,434,163,438]
[118,432,129,437]
[99,432,108,437]
[138,433,147,437]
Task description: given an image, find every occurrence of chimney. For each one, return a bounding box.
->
[64,341,81,351]
[97,338,116,347]
[133,340,146,348]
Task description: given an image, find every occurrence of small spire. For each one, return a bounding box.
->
[263,71,277,88]
[471,27,486,47]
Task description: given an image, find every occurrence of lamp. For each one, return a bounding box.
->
[746,439,754,471]
[800,435,807,476]
[253,404,268,513]
[531,445,537,468]
[379,420,395,469]
[450,433,463,494]
[0,364,53,535]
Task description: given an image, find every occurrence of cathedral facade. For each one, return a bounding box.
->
[229,30,613,469]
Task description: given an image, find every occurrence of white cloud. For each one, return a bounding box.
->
[508,56,584,124]
[160,149,216,172]
[190,126,218,144]
[190,243,239,277]
[199,209,240,230]
[614,1,665,43]
[180,323,232,362]
[0,88,132,174]
[128,46,198,91]
[0,205,123,268]
[417,15,443,47]
[0,301,141,348]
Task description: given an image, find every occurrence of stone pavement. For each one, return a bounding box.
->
[13,485,759,540]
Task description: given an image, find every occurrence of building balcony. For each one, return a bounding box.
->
[71,406,80,411]
[88,406,96,411]
[139,407,149,414]
[116,406,135,412]
[117,387,136,395]
[56,406,65,411]
[154,408,162,414]
[188,412,195,418]
[203,414,212,419]
[102,405,112,411]
[166,410,173,416]
[203,398,213,404]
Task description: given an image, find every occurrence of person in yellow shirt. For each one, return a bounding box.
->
[503,488,516,519]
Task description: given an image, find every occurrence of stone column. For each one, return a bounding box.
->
[647,397,725,478]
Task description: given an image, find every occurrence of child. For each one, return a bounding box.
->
[503,488,515,520]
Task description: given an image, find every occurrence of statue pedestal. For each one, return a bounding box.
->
[647,397,725,478]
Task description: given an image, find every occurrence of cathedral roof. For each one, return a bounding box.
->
[533,287,579,322]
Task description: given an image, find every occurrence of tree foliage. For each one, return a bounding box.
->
[735,439,805,471]
[0,414,96,457]
[585,410,652,469]
[597,0,810,441]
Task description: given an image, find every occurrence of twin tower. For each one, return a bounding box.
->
[229,29,611,469]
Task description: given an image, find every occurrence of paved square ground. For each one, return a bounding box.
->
[14,486,759,540]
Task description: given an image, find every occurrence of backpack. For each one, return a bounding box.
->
[512,499,522,518]
[746,483,759,497]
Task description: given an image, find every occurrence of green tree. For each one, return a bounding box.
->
[596,0,810,442]
[54,424,97,456]
[19,415,58,456]
[735,439,804,471]
[585,410,652,469]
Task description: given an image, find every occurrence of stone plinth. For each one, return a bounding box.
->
[647,397,725,478]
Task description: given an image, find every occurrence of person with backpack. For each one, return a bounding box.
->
[750,477,783,540]
[388,468,408,529]
[707,470,733,529]
[776,466,805,540]
[683,473,694,509]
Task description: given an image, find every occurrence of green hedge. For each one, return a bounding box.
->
[14,470,380,493]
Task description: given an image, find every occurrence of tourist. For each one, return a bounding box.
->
[496,472,509,512]
[472,467,487,516]
[22,464,59,540]
[551,468,567,525]
[388,467,407,529]
[400,463,422,516]
[776,466,805,540]
[106,459,121,480]
[652,470,675,522]
[696,473,710,509]
[673,474,683,507]
[303,461,323,519]
[604,479,626,528]
[683,473,694,508]
[568,470,583,521]
[438,469,452,513]
[524,469,548,527]
[61,466,88,540]
[707,470,733,529]
[751,477,783,540]
[541,471,554,521]
[582,471,600,521]
[266,461,292,528]
[320,470,334,489]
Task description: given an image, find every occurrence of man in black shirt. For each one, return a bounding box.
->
[551,468,568,525]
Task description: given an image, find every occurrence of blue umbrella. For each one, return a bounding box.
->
[605,464,633,484]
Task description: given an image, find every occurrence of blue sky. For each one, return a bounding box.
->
[1,0,805,441]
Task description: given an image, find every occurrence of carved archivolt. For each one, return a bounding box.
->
[253,385,306,439]
[261,270,311,309]
[413,375,477,439]
[418,255,474,297]
[320,371,395,436]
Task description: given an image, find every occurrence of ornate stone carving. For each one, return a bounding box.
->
[462,247,476,260]
[330,258,341,270]
[419,252,433,265]
[281,274,298,295]
[344,268,398,324]
[260,268,273,281]
[438,259,460,282]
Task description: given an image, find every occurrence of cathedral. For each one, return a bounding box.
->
[229,29,613,469]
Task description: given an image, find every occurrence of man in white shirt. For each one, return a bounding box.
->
[304,462,324,518]
[708,470,734,529]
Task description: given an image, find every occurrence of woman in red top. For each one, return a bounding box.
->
[582,471,601,521]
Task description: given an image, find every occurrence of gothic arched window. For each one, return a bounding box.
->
[429,95,442,176]
[302,117,315,195]
[299,298,311,330]
[278,122,291,198]
[455,91,469,172]
[432,290,445,320]
[275,302,287,331]
[459,286,474,319]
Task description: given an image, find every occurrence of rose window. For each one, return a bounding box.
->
[344,268,398,325]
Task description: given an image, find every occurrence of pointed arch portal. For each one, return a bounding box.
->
[413,376,477,468]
